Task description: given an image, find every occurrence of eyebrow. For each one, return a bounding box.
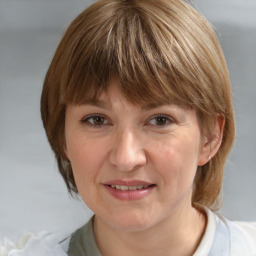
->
[141,102,168,110]
[81,100,169,111]
[81,100,112,110]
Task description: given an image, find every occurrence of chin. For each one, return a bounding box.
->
[102,211,158,232]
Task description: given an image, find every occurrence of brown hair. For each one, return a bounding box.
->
[41,0,235,210]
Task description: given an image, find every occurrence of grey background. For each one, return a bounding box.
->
[0,0,256,242]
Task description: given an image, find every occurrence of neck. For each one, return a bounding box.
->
[94,205,206,256]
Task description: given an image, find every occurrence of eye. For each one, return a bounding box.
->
[148,115,173,126]
[81,115,109,127]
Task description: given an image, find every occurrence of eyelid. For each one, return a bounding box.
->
[146,114,174,127]
[80,114,110,126]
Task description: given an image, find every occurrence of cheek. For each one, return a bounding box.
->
[67,138,107,189]
[150,134,200,185]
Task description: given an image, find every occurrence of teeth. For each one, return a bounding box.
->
[110,185,151,190]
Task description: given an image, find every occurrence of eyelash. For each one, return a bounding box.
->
[81,114,109,127]
[80,114,174,128]
[147,115,173,127]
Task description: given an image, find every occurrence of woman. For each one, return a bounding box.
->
[2,0,256,255]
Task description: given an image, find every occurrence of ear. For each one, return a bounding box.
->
[198,114,225,166]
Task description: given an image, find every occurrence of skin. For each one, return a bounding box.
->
[64,82,223,256]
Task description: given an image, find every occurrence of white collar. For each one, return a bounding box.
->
[193,208,216,255]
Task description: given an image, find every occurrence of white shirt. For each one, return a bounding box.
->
[1,209,256,256]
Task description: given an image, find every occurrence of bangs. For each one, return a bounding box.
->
[59,2,204,109]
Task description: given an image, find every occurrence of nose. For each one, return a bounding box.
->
[109,129,146,172]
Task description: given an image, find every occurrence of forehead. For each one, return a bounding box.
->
[63,74,191,113]
[78,82,189,112]
[84,81,177,110]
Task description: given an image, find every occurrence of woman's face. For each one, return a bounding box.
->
[65,82,209,232]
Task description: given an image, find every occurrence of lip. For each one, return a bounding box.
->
[104,179,153,186]
[103,180,156,201]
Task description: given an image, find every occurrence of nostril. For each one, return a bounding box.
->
[109,153,147,172]
[108,131,146,171]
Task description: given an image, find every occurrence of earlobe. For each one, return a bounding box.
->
[198,115,225,166]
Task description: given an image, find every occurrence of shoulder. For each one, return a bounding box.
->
[0,231,70,256]
[230,220,256,252]
[67,217,101,256]
[234,221,256,241]
[197,208,256,256]
[214,213,256,255]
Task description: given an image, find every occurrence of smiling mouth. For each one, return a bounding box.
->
[108,184,155,191]
[104,182,156,200]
